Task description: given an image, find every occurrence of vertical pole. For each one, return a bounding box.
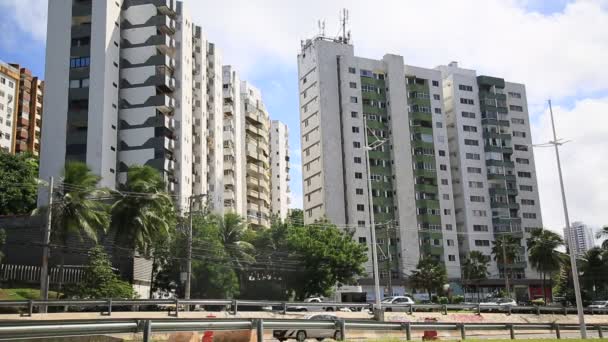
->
[460,324,466,340]
[363,118,382,312]
[185,196,193,303]
[509,324,515,339]
[597,325,603,339]
[555,324,561,339]
[142,320,152,342]
[39,177,53,314]
[548,100,586,339]
[502,236,510,298]
[256,319,264,342]
[338,319,346,341]
[386,223,393,296]
[404,322,412,340]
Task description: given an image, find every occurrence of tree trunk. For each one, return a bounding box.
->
[57,251,65,299]
[542,271,547,304]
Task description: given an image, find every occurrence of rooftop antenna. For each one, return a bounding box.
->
[340,8,350,43]
[317,19,326,37]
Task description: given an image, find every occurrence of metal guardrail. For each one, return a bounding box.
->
[1,298,607,317]
[0,318,606,341]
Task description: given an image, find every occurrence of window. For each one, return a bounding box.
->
[358,237,366,244]
[462,111,476,118]
[447,239,454,246]
[508,91,522,99]
[516,158,529,164]
[469,181,483,188]
[448,255,456,261]
[443,194,450,200]
[0,77,4,84]
[467,167,482,174]
[523,212,537,219]
[444,209,451,215]
[463,125,477,132]
[475,240,490,247]
[348,67,356,74]
[518,171,531,178]
[458,84,473,91]
[466,153,480,160]
[514,144,528,151]
[353,141,361,148]
[356,188,364,195]
[433,94,440,100]
[357,204,365,211]
[354,157,361,164]
[349,82,357,89]
[464,139,479,146]
[521,199,535,205]
[8,81,14,88]
[69,78,89,88]
[473,210,487,217]
[351,111,358,118]
[432,80,439,87]
[474,225,489,232]
[509,105,523,112]
[440,164,447,171]
[520,185,533,191]
[513,131,526,138]
[438,150,446,156]
[350,96,358,103]
[70,56,91,68]
[446,224,453,231]
[355,172,362,179]
[460,98,474,105]
[352,126,360,133]
[441,179,449,185]
[511,118,525,124]
[358,221,366,227]
[470,195,485,202]
[434,108,442,114]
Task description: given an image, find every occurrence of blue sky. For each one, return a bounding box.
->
[1,0,607,235]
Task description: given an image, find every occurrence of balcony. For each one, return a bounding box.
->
[489,187,518,196]
[415,183,438,194]
[485,145,513,154]
[154,0,177,17]
[483,131,511,140]
[147,95,175,113]
[485,159,515,168]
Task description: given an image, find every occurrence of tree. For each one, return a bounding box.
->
[35,162,110,294]
[410,258,448,299]
[0,152,38,215]
[579,247,608,300]
[526,229,565,303]
[491,234,521,294]
[0,228,6,263]
[110,165,176,254]
[71,246,135,299]
[597,226,608,249]
[285,221,368,300]
[461,251,490,301]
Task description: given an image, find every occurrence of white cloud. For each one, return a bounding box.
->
[0,0,47,42]
[532,98,608,234]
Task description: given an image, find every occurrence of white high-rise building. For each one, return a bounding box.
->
[564,221,595,257]
[270,120,291,221]
[0,62,19,153]
[39,0,224,213]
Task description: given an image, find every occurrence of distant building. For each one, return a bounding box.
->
[564,221,595,256]
[9,64,44,156]
[270,120,291,221]
[0,61,20,153]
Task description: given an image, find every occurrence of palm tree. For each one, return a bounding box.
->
[216,213,255,266]
[596,226,608,249]
[579,248,608,300]
[526,229,565,303]
[461,251,490,302]
[491,234,521,296]
[110,165,176,254]
[37,162,110,295]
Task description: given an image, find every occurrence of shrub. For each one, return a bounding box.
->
[438,296,449,304]
[451,295,465,304]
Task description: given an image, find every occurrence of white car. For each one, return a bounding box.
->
[272,314,342,341]
[589,300,608,309]
[480,298,517,309]
[288,297,324,312]
[382,296,415,311]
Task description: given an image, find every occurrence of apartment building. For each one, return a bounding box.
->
[298,37,460,298]
[438,62,544,300]
[564,221,595,257]
[270,120,291,221]
[7,64,44,155]
[0,62,19,153]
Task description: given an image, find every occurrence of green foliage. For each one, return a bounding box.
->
[111,165,176,254]
[531,298,545,306]
[579,247,608,300]
[438,296,449,304]
[0,228,5,263]
[72,246,135,299]
[597,225,608,249]
[451,295,465,304]
[526,228,565,302]
[461,251,490,297]
[491,235,521,265]
[410,258,448,298]
[0,152,38,215]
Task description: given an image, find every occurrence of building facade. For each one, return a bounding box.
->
[564,221,595,257]
[8,64,44,155]
[298,37,544,300]
[0,62,20,153]
[270,120,291,221]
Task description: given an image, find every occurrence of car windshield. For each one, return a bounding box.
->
[381,297,395,303]
[591,301,607,305]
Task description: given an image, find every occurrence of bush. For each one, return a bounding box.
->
[72,246,136,299]
[531,298,545,306]
[451,295,465,304]
[438,296,449,304]
[431,295,439,303]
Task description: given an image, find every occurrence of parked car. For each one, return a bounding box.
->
[273,314,341,342]
[288,297,354,312]
[382,296,415,311]
[479,298,517,311]
[588,300,608,309]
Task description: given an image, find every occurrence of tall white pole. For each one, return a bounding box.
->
[548,100,586,338]
[40,176,53,313]
[363,118,382,311]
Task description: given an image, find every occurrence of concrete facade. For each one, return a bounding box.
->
[564,221,595,257]
[0,62,20,153]
[7,64,44,155]
[270,120,291,221]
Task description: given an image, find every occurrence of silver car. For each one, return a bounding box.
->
[272,314,342,341]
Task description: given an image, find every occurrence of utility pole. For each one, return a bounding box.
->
[501,235,510,298]
[39,177,53,313]
[547,100,587,338]
[185,194,206,304]
[385,223,393,297]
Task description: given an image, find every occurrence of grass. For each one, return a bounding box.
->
[0,288,61,300]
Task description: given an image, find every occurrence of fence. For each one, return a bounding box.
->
[0,318,606,341]
[2,298,608,317]
[0,264,86,285]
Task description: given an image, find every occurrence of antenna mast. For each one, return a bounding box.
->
[340,8,350,43]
